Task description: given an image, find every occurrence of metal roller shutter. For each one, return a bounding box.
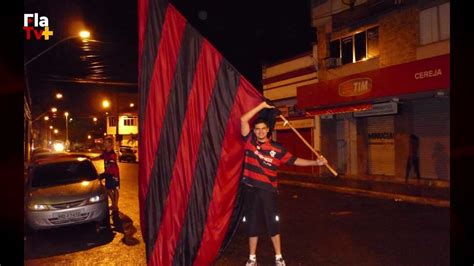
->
[367,116,395,175]
[413,98,450,180]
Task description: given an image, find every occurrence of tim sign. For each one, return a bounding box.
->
[338,78,372,97]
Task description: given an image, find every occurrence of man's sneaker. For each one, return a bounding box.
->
[245,259,257,266]
[275,258,286,266]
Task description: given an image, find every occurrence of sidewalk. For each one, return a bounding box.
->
[278,172,450,208]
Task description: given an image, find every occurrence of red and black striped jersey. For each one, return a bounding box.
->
[100,150,120,178]
[241,132,296,191]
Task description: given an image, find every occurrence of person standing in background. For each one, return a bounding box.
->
[405,134,420,182]
[93,137,120,215]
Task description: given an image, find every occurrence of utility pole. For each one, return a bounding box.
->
[115,92,120,151]
[65,112,69,150]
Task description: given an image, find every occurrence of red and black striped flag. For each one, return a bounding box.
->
[138,0,263,264]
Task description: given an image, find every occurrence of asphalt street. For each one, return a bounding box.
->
[24,160,449,265]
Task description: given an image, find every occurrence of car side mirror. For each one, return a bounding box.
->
[99,173,107,180]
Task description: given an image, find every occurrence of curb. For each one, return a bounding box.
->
[279,179,450,208]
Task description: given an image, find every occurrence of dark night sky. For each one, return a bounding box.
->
[24,0,314,117]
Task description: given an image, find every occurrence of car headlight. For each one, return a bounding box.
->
[89,193,106,203]
[30,204,48,210]
[53,143,65,152]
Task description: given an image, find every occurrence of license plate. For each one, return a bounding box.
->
[55,211,82,220]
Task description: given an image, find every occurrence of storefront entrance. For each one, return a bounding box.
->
[367,116,395,176]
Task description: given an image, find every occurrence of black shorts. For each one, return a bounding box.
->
[243,185,280,237]
[105,174,120,190]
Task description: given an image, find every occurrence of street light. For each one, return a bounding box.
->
[102,96,119,150]
[32,107,57,122]
[102,100,110,109]
[24,30,91,66]
[29,106,57,151]
[64,112,69,149]
[49,125,53,145]
[102,100,110,137]
[79,30,91,39]
[24,30,90,158]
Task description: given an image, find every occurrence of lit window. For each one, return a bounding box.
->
[123,117,137,126]
[109,117,116,127]
[367,27,379,58]
[355,31,367,62]
[420,3,450,45]
[329,26,379,66]
[341,36,353,65]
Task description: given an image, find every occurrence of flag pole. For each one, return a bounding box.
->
[279,114,338,177]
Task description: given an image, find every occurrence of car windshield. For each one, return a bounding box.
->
[31,160,98,188]
[32,148,51,154]
[120,148,133,153]
[32,153,66,161]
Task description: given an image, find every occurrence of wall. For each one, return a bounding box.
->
[320,118,338,176]
[263,53,318,101]
[378,7,419,67]
[394,101,414,178]
[315,6,421,81]
[356,117,368,176]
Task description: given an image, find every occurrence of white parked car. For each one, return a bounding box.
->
[25,156,110,233]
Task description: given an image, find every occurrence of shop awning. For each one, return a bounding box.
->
[297,54,449,108]
[305,103,372,116]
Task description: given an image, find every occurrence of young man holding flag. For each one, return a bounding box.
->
[240,101,327,266]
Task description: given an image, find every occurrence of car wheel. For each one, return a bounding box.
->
[96,208,111,234]
[24,224,37,239]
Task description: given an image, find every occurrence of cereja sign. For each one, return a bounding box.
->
[414,68,442,80]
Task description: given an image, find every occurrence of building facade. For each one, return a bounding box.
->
[302,0,450,180]
[262,52,321,175]
[264,0,450,181]
[106,113,139,148]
